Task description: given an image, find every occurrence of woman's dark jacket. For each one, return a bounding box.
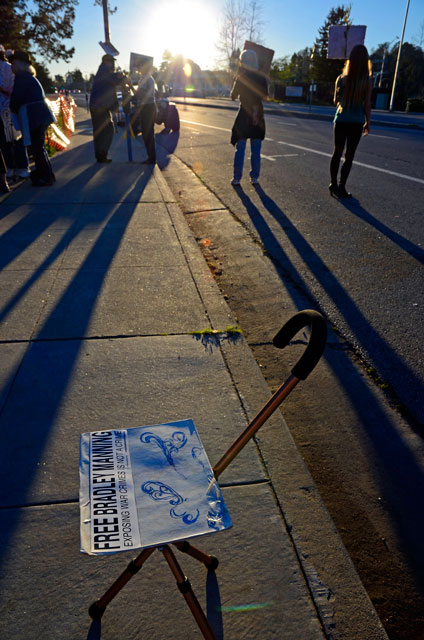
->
[10,71,53,131]
[230,69,268,145]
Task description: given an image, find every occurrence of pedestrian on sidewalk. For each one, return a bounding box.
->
[134,58,157,165]
[89,54,122,163]
[230,49,268,186]
[0,46,30,181]
[9,50,56,187]
[329,44,372,199]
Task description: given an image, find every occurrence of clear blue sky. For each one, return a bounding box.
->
[49,0,423,79]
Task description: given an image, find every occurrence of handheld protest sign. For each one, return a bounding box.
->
[129,52,154,84]
[243,40,274,75]
[327,25,367,59]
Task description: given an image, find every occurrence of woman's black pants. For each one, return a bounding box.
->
[140,103,157,162]
[30,125,54,180]
[330,122,363,186]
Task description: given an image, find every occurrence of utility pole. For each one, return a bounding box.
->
[389,0,410,111]
[379,38,397,89]
[102,0,111,43]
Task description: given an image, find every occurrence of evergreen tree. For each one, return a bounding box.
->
[0,0,77,62]
[388,42,424,109]
[311,4,352,83]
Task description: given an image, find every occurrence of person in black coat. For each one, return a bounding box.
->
[9,50,56,186]
[230,49,268,186]
[89,54,122,163]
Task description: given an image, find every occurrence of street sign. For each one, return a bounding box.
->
[99,41,120,57]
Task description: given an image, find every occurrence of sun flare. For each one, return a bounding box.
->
[145,0,218,67]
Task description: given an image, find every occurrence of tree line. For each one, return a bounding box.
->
[268,5,424,109]
[1,1,423,109]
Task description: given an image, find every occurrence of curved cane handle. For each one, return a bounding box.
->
[273,310,327,380]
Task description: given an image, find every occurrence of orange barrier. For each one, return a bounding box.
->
[45,94,77,151]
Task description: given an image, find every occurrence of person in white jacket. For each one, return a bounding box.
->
[0,45,29,180]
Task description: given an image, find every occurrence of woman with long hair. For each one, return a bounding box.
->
[329,44,372,198]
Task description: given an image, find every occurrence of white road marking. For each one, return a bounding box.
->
[272,121,298,126]
[261,154,286,161]
[180,120,424,185]
[276,140,424,185]
[181,119,229,133]
[369,133,399,140]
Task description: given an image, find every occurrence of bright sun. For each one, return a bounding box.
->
[144,0,218,67]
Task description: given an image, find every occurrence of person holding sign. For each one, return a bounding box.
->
[329,44,372,198]
[230,49,268,186]
[89,54,123,163]
[134,58,156,165]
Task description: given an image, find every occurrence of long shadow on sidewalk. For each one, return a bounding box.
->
[232,184,424,600]
[0,168,155,567]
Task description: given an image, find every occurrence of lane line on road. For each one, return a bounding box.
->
[276,140,424,185]
[181,119,229,133]
[261,154,286,161]
[180,119,424,185]
[369,133,400,140]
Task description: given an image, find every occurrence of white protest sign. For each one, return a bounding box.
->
[80,420,232,555]
[328,25,367,59]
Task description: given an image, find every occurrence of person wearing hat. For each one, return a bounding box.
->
[230,49,268,186]
[89,54,123,163]
[9,50,56,186]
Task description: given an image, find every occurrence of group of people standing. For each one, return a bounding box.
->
[89,54,156,165]
[0,47,56,193]
[1,44,372,199]
[230,44,372,198]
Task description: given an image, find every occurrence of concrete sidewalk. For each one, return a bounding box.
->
[0,114,388,639]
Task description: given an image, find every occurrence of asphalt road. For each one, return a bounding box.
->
[158,101,424,427]
[173,96,424,129]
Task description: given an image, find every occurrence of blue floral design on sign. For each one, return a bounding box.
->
[141,481,199,525]
[141,481,183,505]
[140,431,187,467]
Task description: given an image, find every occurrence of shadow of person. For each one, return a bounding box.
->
[156,131,180,170]
[337,195,424,265]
